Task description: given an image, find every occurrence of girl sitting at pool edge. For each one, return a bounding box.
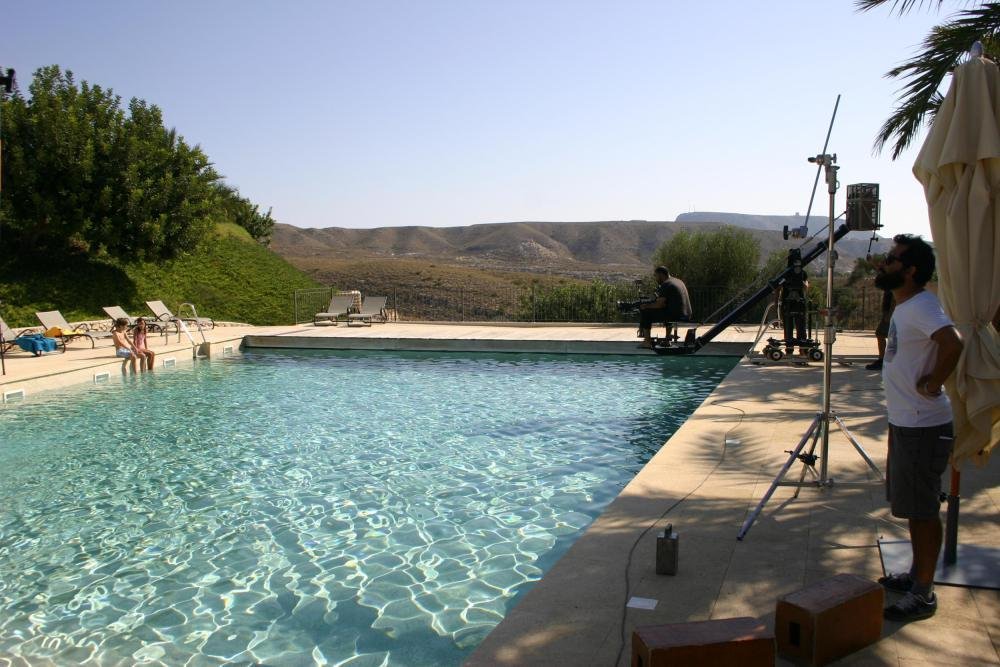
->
[131,317,155,371]
[111,318,138,373]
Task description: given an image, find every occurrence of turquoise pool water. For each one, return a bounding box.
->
[0,350,735,666]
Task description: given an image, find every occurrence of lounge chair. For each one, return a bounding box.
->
[1,315,63,355]
[145,300,215,330]
[314,295,357,326]
[347,296,388,327]
[102,306,167,335]
[35,310,114,349]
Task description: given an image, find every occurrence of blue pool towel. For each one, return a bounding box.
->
[15,334,59,355]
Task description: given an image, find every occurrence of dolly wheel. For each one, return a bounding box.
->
[809,348,824,362]
[768,348,784,361]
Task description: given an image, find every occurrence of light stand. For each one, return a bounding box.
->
[737,154,883,540]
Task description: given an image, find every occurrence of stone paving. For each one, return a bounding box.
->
[0,321,996,665]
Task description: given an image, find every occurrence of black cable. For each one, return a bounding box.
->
[612,401,746,666]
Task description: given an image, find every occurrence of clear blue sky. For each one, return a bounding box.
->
[7,1,954,240]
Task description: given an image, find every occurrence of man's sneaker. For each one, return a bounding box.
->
[865,359,883,370]
[877,572,914,593]
[884,591,937,622]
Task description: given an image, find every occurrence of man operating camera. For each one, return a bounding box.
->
[637,266,692,349]
[778,249,810,356]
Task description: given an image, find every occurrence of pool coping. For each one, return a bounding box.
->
[242,334,751,356]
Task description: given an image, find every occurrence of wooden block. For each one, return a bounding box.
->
[775,573,884,666]
[631,617,774,667]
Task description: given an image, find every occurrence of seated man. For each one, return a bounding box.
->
[638,266,692,348]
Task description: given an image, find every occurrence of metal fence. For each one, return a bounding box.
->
[293,282,888,329]
[293,288,336,325]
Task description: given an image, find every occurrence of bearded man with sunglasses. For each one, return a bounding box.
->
[875,234,964,622]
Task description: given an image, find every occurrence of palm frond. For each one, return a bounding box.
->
[855,0,950,16]
[876,4,1000,158]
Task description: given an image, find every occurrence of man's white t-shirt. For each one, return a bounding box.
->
[883,290,954,427]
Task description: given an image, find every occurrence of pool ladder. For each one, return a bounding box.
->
[177,302,210,358]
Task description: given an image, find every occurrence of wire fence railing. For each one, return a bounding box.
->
[294,282,889,329]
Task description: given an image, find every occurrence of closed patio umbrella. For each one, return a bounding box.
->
[912,50,1000,569]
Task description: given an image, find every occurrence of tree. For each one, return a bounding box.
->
[0,65,219,260]
[516,279,643,322]
[858,1,1000,158]
[762,248,790,284]
[846,253,884,286]
[651,226,760,298]
[213,182,275,245]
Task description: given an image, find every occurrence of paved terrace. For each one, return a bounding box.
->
[0,322,997,666]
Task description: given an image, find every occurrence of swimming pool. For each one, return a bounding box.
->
[0,350,735,665]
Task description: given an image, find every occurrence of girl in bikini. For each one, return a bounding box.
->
[131,317,155,371]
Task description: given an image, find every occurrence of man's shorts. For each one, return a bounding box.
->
[886,422,953,519]
[116,348,132,359]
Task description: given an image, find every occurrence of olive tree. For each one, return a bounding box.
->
[1,66,219,260]
[652,225,760,296]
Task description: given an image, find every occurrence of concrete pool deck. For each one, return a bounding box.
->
[1,322,997,665]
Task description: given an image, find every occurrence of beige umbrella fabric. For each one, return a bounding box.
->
[913,55,1000,467]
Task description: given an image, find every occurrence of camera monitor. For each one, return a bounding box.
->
[846,183,880,231]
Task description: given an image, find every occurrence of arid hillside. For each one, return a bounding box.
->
[271,219,885,282]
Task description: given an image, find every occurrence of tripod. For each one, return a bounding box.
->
[737,154,883,541]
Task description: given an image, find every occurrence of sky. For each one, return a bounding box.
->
[6,1,959,240]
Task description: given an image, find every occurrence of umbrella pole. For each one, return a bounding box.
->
[944,467,960,565]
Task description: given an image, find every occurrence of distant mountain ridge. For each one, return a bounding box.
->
[271,217,887,280]
[676,211,818,233]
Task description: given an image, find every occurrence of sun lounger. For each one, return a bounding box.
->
[347,296,388,327]
[314,295,357,325]
[1,315,63,355]
[35,310,113,349]
[102,306,167,335]
[145,300,215,330]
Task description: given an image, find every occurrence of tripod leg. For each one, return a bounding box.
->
[833,415,883,481]
[792,419,824,499]
[737,414,822,540]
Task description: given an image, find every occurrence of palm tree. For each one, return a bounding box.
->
[857,0,1000,158]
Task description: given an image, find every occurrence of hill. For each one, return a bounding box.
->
[280,255,590,322]
[677,211,816,233]
[271,218,886,281]
[0,223,323,328]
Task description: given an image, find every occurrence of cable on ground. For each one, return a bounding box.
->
[612,401,747,666]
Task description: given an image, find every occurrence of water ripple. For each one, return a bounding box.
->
[0,350,733,665]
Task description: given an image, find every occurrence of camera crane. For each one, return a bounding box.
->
[651,222,850,356]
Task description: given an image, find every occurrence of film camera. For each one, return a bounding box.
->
[616,297,655,315]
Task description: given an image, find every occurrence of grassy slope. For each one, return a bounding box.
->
[0,223,323,327]
[286,256,590,320]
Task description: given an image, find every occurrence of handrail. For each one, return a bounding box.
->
[178,302,208,345]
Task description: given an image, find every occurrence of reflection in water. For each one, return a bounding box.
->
[0,350,734,665]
